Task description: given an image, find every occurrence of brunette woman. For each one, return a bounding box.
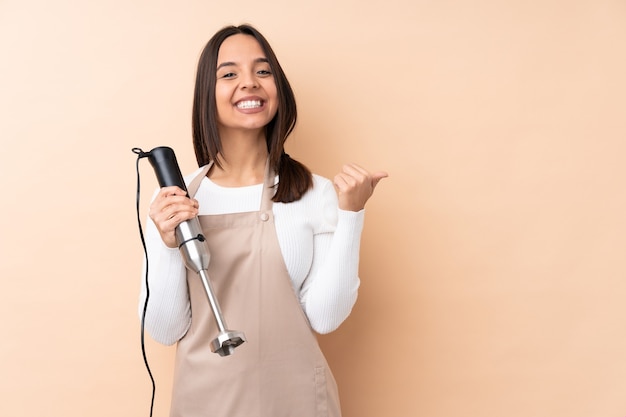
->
[140,24,387,417]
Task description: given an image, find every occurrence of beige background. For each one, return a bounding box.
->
[1,1,625,416]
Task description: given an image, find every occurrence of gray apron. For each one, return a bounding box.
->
[170,161,342,417]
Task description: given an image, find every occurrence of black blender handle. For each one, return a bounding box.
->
[147,146,188,194]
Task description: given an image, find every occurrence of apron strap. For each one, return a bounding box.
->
[260,158,276,212]
[188,163,213,198]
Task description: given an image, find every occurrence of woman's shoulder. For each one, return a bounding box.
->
[311,173,332,190]
[304,173,336,203]
[287,174,337,217]
[274,173,338,227]
[275,173,336,207]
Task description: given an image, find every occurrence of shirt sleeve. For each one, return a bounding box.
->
[299,179,364,334]
[137,192,192,346]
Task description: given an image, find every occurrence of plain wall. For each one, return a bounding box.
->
[1,1,625,416]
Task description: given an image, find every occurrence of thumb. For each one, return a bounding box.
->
[371,171,389,188]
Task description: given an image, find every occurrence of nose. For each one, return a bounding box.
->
[240,71,259,89]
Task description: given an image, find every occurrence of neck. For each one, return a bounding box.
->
[210,129,268,187]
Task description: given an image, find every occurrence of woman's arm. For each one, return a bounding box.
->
[299,164,386,333]
[138,199,192,346]
[299,180,364,334]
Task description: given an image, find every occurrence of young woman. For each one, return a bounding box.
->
[140,24,387,417]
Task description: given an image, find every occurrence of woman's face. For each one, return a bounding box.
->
[215,34,278,136]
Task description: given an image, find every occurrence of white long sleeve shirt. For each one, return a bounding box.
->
[139,169,364,345]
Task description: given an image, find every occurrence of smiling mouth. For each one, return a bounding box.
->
[236,100,263,109]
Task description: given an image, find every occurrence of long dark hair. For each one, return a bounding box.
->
[192,24,312,203]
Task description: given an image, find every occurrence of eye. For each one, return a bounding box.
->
[220,72,236,79]
[257,68,272,77]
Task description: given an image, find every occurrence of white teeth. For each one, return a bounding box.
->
[237,100,262,109]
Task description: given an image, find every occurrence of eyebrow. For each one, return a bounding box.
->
[216,57,270,70]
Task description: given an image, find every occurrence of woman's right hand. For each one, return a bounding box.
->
[148,186,199,248]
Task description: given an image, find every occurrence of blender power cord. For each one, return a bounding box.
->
[133,148,156,417]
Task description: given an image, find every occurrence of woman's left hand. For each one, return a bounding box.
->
[333,163,388,211]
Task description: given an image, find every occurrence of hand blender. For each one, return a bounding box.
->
[146,146,246,356]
